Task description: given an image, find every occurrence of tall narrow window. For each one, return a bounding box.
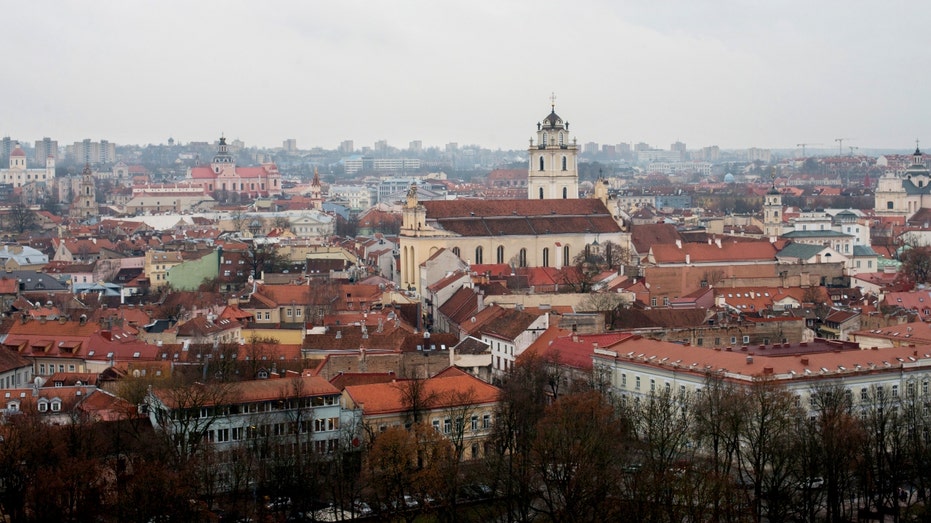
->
[452,246,460,257]
[562,156,567,170]
[475,246,483,264]
[563,245,570,265]
[497,245,504,264]
[562,187,567,199]
[539,157,544,171]
[542,248,550,267]
[539,187,544,199]
[519,248,527,268]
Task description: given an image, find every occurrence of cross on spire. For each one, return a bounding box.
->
[550,92,556,111]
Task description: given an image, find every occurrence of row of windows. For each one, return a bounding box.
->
[180,396,339,419]
[38,363,75,375]
[204,417,340,444]
[431,413,492,434]
[452,245,572,267]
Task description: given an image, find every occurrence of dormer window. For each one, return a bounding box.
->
[51,400,61,412]
[38,400,48,412]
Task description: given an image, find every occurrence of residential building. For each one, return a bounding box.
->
[146,375,344,461]
[144,250,183,291]
[341,367,499,460]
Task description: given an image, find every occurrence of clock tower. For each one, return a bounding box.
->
[528,95,579,200]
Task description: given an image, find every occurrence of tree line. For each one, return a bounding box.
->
[4,359,931,522]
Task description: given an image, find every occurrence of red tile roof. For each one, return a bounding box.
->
[343,367,499,415]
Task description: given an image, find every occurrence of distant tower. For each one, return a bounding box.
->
[763,168,783,238]
[528,94,579,200]
[70,164,98,219]
[211,136,235,174]
[310,167,323,209]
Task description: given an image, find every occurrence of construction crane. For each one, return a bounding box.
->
[835,138,852,156]
[796,143,821,157]
[848,146,859,156]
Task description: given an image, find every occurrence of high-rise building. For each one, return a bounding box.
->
[72,139,116,165]
[282,138,297,152]
[338,140,354,154]
[35,137,58,164]
[583,142,599,154]
[374,140,389,152]
[408,140,422,153]
[671,141,687,154]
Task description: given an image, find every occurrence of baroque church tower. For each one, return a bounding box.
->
[527,95,579,200]
[763,168,783,237]
[70,164,98,219]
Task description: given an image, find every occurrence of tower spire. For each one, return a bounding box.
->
[550,92,557,112]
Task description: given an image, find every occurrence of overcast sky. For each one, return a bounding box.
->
[3,1,929,153]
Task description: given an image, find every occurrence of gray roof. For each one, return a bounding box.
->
[782,230,851,239]
[776,242,825,260]
[4,271,68,292]
[852,245,878,257]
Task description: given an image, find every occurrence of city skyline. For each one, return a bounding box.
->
[3,1,930,151]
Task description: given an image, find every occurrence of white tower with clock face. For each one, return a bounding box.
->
[528,95,579,200]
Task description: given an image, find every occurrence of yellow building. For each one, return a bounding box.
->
[144,250,183,291]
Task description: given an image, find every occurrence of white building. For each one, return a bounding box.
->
[592,334,931,415]
[0,143,54,188]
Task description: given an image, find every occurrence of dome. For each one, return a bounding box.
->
[724,173,736,183]
[10,145,25,157]
[541,110,564,130]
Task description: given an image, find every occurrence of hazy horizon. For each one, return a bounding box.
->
[3,1,929,152]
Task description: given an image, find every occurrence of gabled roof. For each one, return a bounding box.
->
[630,223,682,254]
[479,308,542,341]
[343,368,499,416]
[421,199,622,237]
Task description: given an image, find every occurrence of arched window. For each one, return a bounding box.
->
[519,248,527,268]
[452,246,461,258]
[475,246,483,264]
[539,157,544,171]
[562,187,568,199]
[497,245,505,264]
[542,248,550,267]
[563,245,570,265]
[539,187,544,199]
[562,156,567,170]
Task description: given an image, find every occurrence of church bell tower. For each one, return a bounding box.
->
[528,94,579,200]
